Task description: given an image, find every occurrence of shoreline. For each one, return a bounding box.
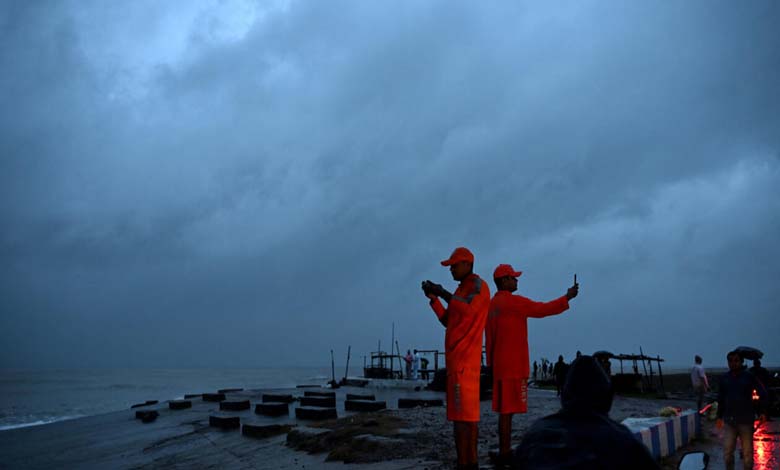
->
[3,371,774,468]
[0,375,706,469]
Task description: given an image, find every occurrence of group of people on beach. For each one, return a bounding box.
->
[533,355,575,396]
[403,349,429,380]
[421,246,659,469]
[421,246,774,469]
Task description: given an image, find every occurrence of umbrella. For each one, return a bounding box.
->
[734,346,763,361]
[592,350,615,359]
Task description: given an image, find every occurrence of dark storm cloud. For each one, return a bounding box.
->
[1,1,779,369]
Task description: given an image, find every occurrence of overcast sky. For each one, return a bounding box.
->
[1,1,778,370]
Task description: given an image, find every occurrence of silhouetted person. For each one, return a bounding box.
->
[422,247,490,470]
[553,356,568,397]
[533,361,538,381]
[748,359,770,389]
[717,350,768,470]
[514,355,659,469]
[690,355,709,411]
[404,350,413,379]
[420,357,430,379]
[485,264,578,465]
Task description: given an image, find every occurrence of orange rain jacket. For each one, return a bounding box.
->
[485,291,569,379]
[430,273,491,374]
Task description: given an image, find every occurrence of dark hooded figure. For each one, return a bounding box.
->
[513,355,659,470]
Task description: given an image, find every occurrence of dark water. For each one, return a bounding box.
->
[0,367,330,431]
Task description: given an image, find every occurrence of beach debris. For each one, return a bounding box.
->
[255,402,289,416]
[130,400,159,409]
[169,400,192,410]
[217,388,244,393]
[705,402,718,421]
[346,393,375,401]
[262,393,295,403]
[203,393,226,402]
[135,410,159,423]
[295,406,338,420]
[209,414,240,430]
[659,406,681,417]
[220,400,251,411]
[300,396,336,408]
[344,400,387,412]
[242,423,294,439]
[397,398,443,408]
[287,414,409,463]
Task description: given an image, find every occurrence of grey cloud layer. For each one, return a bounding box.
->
[1,1,779,368]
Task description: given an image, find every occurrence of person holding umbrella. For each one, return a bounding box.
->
[717,349,769,470]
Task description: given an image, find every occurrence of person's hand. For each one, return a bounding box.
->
[428,282,447,298]
[716,419,724,429]
[421,281,438,301]
[421,280,433,296]
[566,282,579,300]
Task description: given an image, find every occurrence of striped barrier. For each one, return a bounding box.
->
[621,410,701,460]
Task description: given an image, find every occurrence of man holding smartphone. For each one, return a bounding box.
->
[485,264,579,466]
[422,247,490,470]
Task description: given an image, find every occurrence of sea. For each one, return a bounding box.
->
[0,367,331,432]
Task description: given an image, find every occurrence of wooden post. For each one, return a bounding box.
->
[657,355,664,392]
[330,349,336,383]
[395,340,402,379]
[390,323,395,376]
[343,345,351,380]
[639,347,650,390]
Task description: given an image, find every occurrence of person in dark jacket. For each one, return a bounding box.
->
[748,358,771,389]
[513,355,659,470]
[717,350,768,470]
[553,355,569,397]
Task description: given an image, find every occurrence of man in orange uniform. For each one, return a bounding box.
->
[422,247,490,470]
[485,263,579,465]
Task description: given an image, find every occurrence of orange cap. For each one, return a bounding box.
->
[493,264,522,279]
[440,247,474,266]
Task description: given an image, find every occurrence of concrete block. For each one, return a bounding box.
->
[261,393,295,403]
[344,400,386,412]
[169,400,192,410]
[255,402,289,416]
[220,400,250,411]
[135,410,159,423]
[295,406,337,420]
[346,393,375,401]
[209,414,240,430]
[300,396,336,408]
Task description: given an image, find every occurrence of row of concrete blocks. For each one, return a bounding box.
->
[134,395,442,424]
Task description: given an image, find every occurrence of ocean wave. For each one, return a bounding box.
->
[0,415,84,432]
